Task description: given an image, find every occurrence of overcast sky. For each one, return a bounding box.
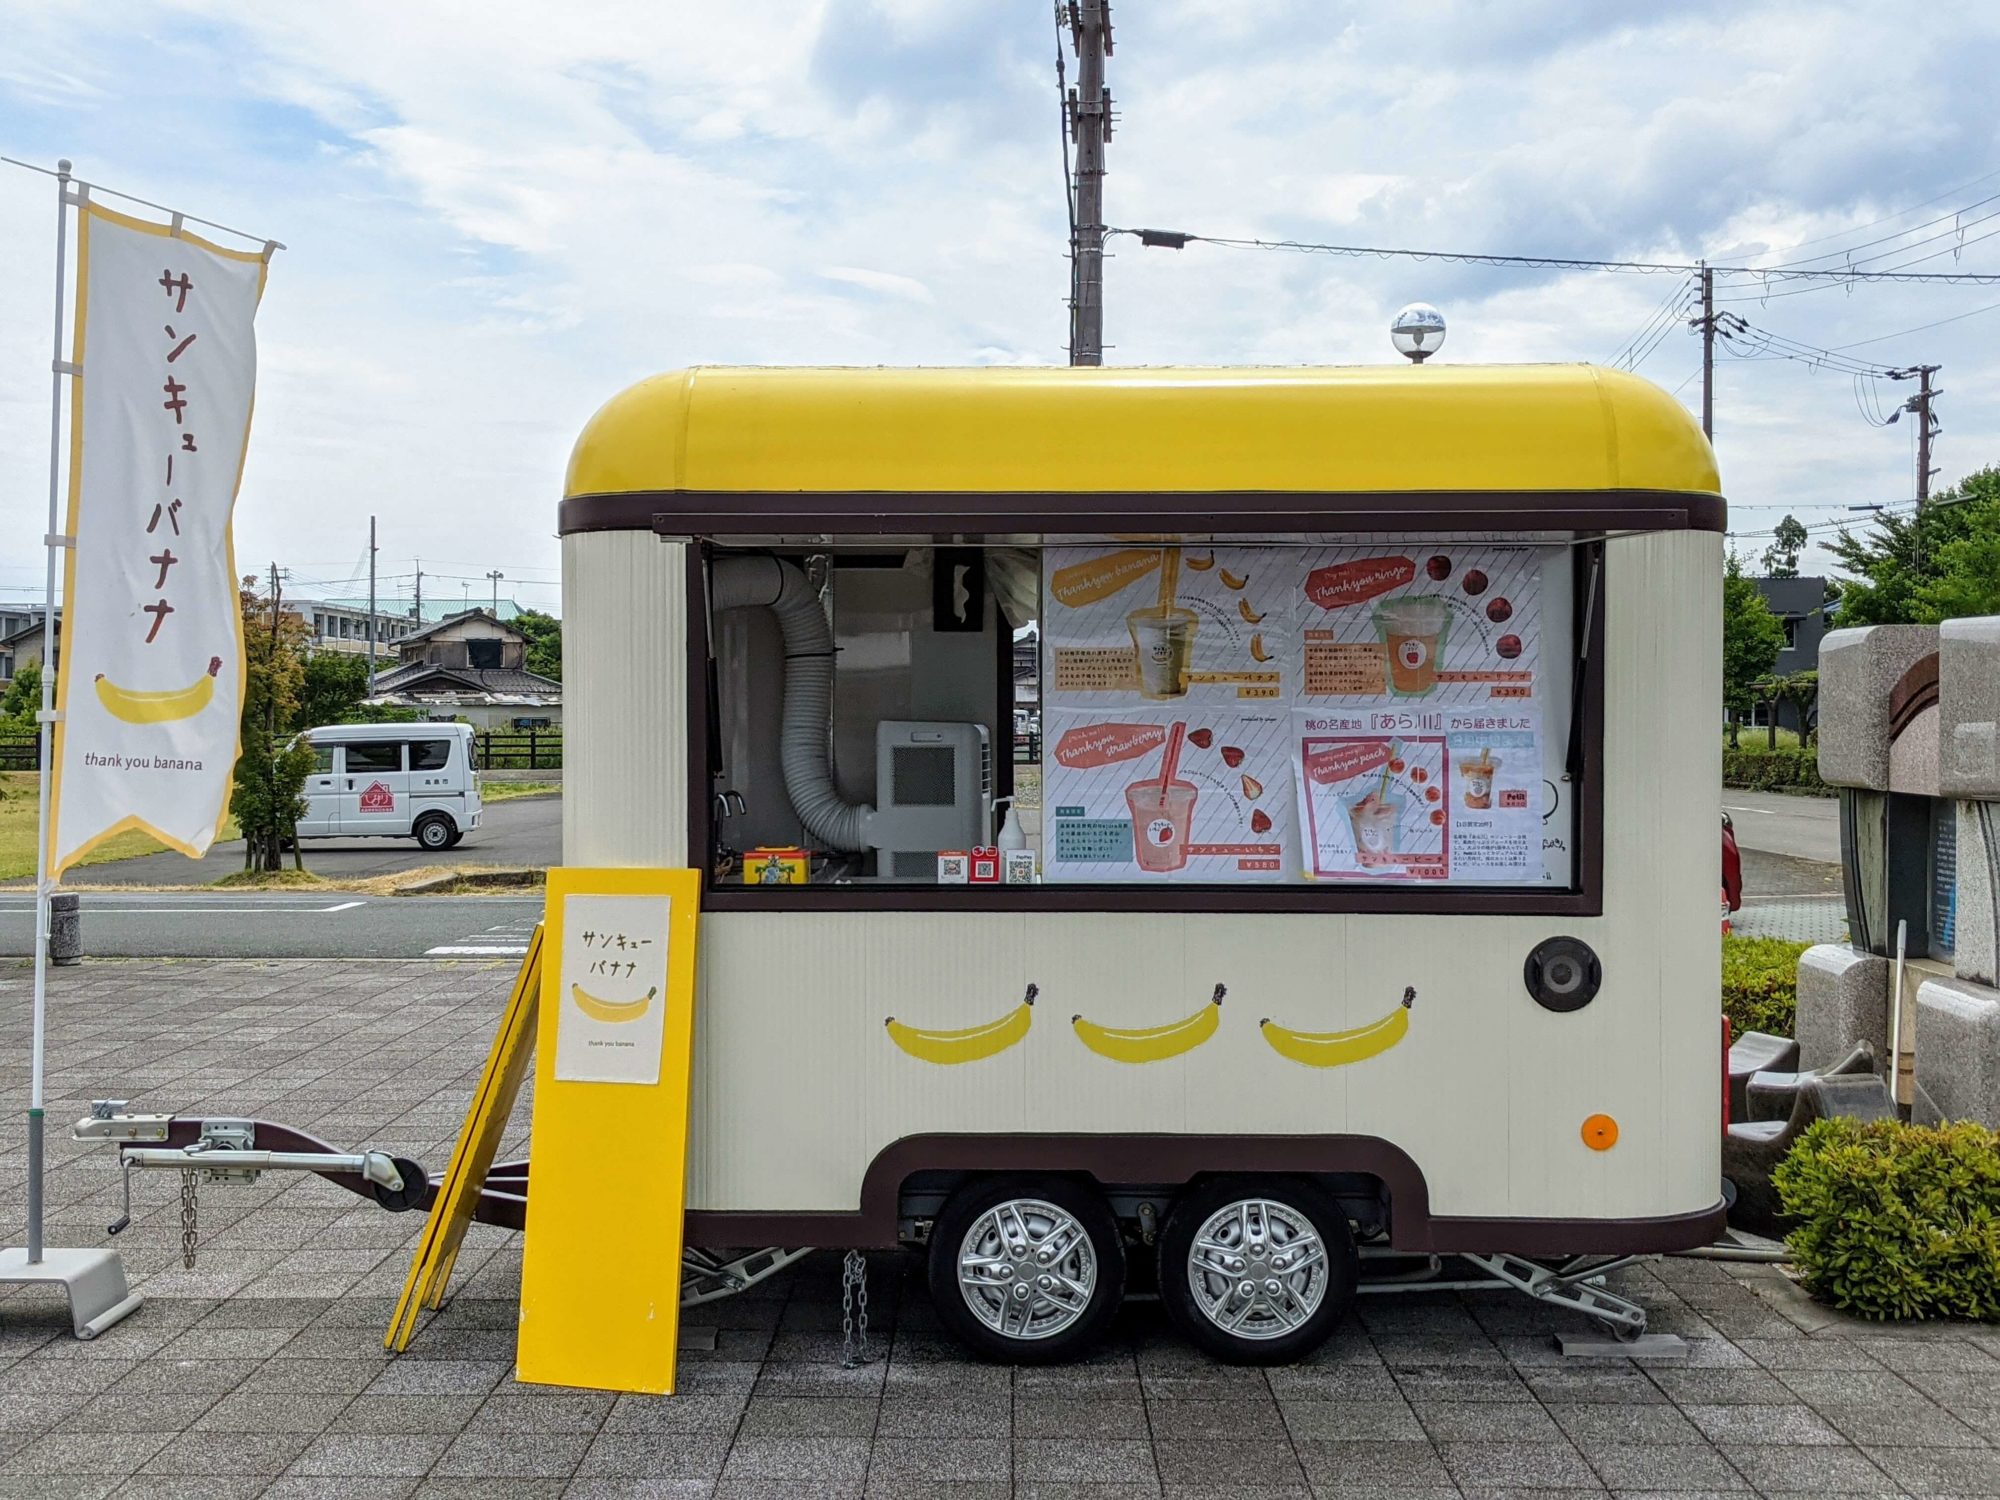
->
[4,0,1999,614]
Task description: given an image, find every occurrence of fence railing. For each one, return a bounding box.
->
[476,729,564,771]
[0,735,37,772]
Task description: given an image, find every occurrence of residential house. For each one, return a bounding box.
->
[365,608,560,729]
[0,610,59,686]
[1749,575,1829,735]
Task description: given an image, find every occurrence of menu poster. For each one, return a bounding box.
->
[1298,544,1541,704]
[1294,707,1543,883]
[1043,708,1297,882]
[1043,546,1291,704]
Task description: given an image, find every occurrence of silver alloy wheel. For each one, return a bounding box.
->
[956,1197,1098,1341]
[1184,1197,1329,1340]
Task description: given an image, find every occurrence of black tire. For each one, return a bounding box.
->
[444,829,465,849]
[1158,1175,1358,1365]
[414,814,454,851]
[927,1175,1125,1365]
[370,1156,430,1213]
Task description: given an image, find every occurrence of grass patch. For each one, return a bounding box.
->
[1723,934,1810,1037]
[209,868,327,890]
[480,780,560,804]
[0,773,240,881]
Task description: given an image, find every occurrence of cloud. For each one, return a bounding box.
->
[1,0,1997,599]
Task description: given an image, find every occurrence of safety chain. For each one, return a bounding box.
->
[179,1169,199,1269]
[839,1249,872,1368]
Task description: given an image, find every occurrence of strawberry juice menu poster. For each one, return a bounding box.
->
[1295,545,1544,704]
[1041,545,1294,704]
[1293,707,1542,882]
[1041,708,1298,882]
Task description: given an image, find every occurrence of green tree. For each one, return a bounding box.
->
[1760,514,1807,578]
[1723,552,1785,747]
[1829,466,2000,624]
[1,662,41,731]
[294,651,372,732]
[514,608,561,680]
[230,578,315,872]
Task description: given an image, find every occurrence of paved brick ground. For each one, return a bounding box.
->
[0,958,1994,1498]
[1731,896,1848,944]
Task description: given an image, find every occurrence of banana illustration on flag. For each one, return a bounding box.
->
[1073,983,1225,1063]
[571,983,657,1024]
[886,983,1037,1064]
[94,656,223,725]
[1262,986,1416,1068]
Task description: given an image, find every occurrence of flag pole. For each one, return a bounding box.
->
[28,158,75,1265]
[6,159,142,1340]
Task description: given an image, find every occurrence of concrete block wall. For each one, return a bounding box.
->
[1912,976,2000,1130]
[1816,624,1938,792]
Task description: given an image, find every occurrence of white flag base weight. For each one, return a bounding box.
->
[0,1247,142,1340]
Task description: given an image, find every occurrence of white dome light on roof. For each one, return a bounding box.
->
[1391,302,1447,363]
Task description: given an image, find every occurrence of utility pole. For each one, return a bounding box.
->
[1066,0,1112,366]
[486,569,504,617]
[413,560,423,624]
[1911,363,1940,509]
[366,515,377,690]
[1697,262,1714,440]
[265,562,282,871]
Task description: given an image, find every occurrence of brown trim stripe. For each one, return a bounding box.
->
[560,488,1727,537]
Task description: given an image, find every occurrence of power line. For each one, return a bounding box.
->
[1832,297,2000,349]
[1762,166,2000,259]
[1117,228,2000,284]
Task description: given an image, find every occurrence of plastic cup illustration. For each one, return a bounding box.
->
[1126,778,1199,871]
[1127,720,1196,872]
[1128,607,1200,699]
[1459,748,1498,810]
[1374,596,1450,695]
[1347,791,1401,861]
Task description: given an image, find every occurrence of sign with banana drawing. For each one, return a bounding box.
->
[49,205,269,877]
[884,978,1418,1069]
[552,892,673,1084]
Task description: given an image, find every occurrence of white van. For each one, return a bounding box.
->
[297,723,483,851]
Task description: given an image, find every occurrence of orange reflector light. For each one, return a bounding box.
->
[1581,1114,1619,1150]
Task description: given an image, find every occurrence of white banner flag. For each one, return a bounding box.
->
[49,204,268,877]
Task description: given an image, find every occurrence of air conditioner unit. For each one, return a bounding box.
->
[871,721,991,880]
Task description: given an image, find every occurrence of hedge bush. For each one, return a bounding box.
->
[1722,935,1807,1037]
[1774,1116,2000,1321]
[1723,745,1828,794]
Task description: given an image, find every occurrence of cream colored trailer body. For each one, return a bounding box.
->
[558,365,1727,1261]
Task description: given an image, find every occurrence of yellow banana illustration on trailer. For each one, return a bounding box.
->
[570,983,657,1024]
[1262,986,1416,1068]
[886,984,1037,1064]
[94,656,223,726]
[1073,984,1225,1064]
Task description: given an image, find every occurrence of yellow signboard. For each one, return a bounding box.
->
[516,868,702,1393]
[386,925,543,1354]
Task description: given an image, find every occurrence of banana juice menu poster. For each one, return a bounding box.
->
[1042,545,1292,703]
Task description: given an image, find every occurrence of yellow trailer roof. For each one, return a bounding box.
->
[564,364,1719,502]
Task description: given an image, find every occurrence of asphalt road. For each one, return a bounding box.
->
[0,890,542,959]
[1722,787,1839,864]
[53,790,562,886]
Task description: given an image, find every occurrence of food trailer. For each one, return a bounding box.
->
[558,364,1726,1363]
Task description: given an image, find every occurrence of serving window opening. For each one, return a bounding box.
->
[697,537,1591,905]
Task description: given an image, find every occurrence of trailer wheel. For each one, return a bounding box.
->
[1158,1177,1357,1365]
[928,1176,1124,1364]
